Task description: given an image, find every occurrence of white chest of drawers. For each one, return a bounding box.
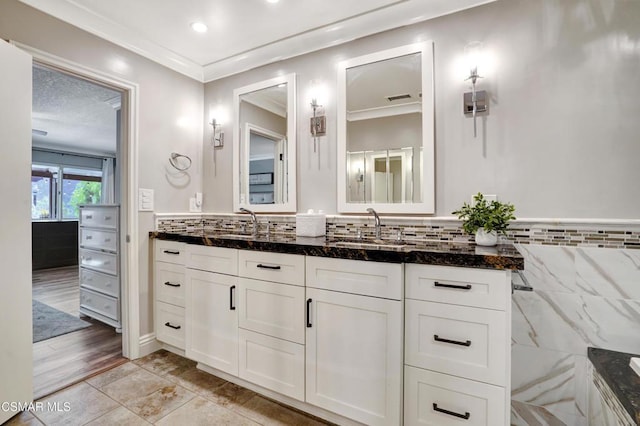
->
[78,205,120,330]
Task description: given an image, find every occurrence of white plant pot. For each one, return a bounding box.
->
[475,229,498,246]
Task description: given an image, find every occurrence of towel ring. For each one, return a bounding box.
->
[169,152,192,171]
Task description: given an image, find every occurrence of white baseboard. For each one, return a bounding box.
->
[137,333,162,358]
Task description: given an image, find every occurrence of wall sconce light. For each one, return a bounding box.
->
[310,98,326,153]
[210,118,224,148]
[463,41,488,137]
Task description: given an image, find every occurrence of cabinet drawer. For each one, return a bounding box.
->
[80,267,119,298]
[238,250,304,286]
[155,262,185,307]
[239,329,304,401]
[405,300,507,386]
[404,366,506,426]
[187,245,238,275]
[155,240,186,265]
[80,287,119,321]
[306,256,403,300]
[79,228,117,252]
[238,277,305,344]
[79,206,118,229]
[405,264,510,310]
[80,248,117,275]
[156,301,185,350]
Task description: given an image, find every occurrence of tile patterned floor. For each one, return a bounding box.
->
[5,350,331,426]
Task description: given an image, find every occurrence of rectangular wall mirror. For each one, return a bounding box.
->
[337,42,434,214]
[233,74,296,212]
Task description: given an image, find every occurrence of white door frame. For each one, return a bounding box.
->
[12,41,141,359]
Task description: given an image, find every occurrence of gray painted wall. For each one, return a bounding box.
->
[203,0,640,219]
[0,0,204,336]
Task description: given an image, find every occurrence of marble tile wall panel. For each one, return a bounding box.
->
[511,345,586,425]
[512,290,640,355]
[575,248,640,299]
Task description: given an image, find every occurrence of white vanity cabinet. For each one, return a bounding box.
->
[154,240,187,350]
[237,250,306,401]
[305,257,404,426]
[404,264,512,426]
[78,205,121,329]
[184,245,239,374]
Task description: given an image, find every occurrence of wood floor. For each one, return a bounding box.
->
[32,266,126,399]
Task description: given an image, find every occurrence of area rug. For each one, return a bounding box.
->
[32,299,92,343]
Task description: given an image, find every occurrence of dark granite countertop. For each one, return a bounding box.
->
[588,347,640,424]
[150,231,524,270]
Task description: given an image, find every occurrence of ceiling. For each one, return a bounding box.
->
[19,0,495,82]
[32,64,121,156]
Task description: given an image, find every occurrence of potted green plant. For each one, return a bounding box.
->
[452,193,516,246]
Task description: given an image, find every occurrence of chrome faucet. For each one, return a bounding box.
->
[239,207,258,236]
[366,208,381,240]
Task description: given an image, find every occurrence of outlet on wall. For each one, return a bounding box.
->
[189,197,201,212]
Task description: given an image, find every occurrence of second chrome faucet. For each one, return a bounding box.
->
[366,208,381,240]
[239,207,258,236]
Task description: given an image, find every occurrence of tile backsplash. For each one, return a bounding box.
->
[155,213,640,249]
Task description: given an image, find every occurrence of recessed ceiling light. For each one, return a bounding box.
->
[266,0,280,3]
[190,22,208,33]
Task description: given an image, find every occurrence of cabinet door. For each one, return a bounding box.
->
[185,268,239,375]
[305,288,402,426]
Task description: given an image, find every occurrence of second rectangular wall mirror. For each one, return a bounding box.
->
[337,41,435,214]
[233,73,297,213]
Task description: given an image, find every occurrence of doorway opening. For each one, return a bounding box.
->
[31,61,127,399]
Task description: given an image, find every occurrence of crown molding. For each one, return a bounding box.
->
[19,0,496,83]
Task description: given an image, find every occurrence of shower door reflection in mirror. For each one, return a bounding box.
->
[337,42,434,213]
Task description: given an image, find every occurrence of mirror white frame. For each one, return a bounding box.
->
[337,41,435,214]
[233,73,296,212]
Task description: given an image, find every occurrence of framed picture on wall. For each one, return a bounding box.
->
[249,172,273,185]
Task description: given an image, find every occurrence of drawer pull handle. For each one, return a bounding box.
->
[104,238,111,242]
[434,281,472,290]
[230,285,236,310]
[306,298,312,328]
[86,236,93,240]
[86,215,93,219]
[164,281,181,287]
[433,403,470,420]
[257,264,281,270]
[163,250,180,255]
[104,216,112,220]
[164,322,181,330]
[434,335,472,347]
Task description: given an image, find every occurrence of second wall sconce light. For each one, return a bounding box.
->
[310,98,326,153]
[210,118,224,148]
[463,41,488,137]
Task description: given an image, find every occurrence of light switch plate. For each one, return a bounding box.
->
[138,188,154,211]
